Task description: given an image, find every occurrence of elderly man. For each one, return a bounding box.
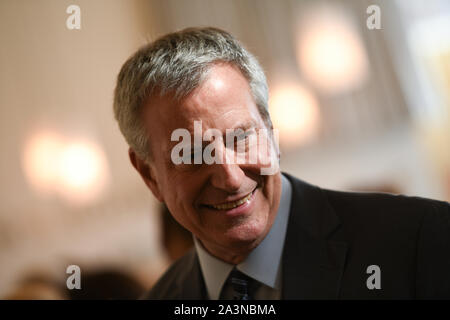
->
[113,27,450,299]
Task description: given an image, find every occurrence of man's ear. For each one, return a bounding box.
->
[128,148,164,202]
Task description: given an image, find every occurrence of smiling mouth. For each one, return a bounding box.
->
[204,189,255,211]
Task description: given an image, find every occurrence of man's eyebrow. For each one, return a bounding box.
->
[167,119,259,146]
[183,120,258,135]
[231,120,258,131]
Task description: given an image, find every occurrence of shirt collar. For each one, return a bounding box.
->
[194,174,292,299]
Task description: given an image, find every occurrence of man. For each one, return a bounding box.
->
[113,27,450,299]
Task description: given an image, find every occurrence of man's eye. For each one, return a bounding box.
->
[234,133,252,153]
[236,131,253,142]
[190,148,203,162]
[236,133,245,140]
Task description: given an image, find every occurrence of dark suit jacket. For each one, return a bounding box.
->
[145,173,450,299]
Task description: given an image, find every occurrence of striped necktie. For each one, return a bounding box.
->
[222,269,257,300]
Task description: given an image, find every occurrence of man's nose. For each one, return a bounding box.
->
[209,162,244,193]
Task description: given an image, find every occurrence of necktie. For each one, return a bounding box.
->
[222,269,257,300]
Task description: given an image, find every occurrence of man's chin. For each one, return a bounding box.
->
[220,224,269,250]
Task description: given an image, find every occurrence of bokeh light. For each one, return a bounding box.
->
[57,140,109,205]
[295,4,370,94]
[269,82,320,149]
[22,131,109,205]
[22,131,63,195]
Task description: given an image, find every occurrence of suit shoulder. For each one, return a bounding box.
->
[323,187,448,222]
[142,248,197,300]
[321,187,449,248]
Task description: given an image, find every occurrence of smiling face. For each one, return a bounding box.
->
[133,63,282,263]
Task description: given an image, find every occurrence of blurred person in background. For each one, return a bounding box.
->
[5,273,67,300]
[6,268,144,300]
[113,27,450,299]
[67,268,145,300]
[161,204,194,262]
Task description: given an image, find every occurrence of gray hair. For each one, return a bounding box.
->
[113,27,271,161]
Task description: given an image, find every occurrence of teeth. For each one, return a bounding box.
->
[210,192,252,210]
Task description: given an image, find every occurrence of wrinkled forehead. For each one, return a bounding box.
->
[144,93,262,145]
[141,64,264,148]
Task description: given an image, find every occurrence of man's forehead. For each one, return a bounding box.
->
[152,96,259,132]
[141,62,266,153]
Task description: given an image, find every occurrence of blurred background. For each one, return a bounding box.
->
[0,0,449,299]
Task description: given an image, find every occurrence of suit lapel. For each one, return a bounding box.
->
[179,249,207,299]
[282,173,348,299]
